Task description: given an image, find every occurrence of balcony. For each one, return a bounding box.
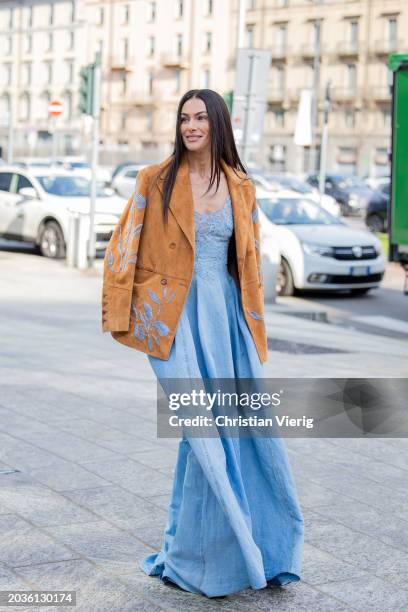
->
[270,44,290,61]
[331,87,361,102]
[109,56,135,71]
[300,42,323,59]
[130,91,158,106]
[161,51,189,68]
[371,86,392,102]
[337,41,360,58]
[373,39,403,56]
[268,87,286,103]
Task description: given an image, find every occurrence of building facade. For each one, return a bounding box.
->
[239,0,407,176]
[0,0,406,176]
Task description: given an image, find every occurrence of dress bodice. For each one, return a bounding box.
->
[193,195,233,279]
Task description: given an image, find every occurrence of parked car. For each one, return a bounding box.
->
[257,173,341,218]
[364,175,390,191]
[14,157,57,170]
[111,163,147,199]
[306,173,373,216]
[256,189,385,296]
[365,181,390,233]
[55,157,112,186]
[0,167,126,258]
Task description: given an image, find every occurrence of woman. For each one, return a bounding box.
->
[102,89,304,598]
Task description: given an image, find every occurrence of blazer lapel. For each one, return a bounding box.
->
[157,155,251,278]
[220,159,250,280]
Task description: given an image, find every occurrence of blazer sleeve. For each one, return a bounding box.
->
[101,167,149,333]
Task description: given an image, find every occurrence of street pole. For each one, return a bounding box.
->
[309,22,321,174]
[318,80,331,204]
[7,107,14,164]
[51,116,57,165]
[241,52,255,166]
[88,50,101,268]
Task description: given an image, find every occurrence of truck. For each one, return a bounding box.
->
[388,53,408,294]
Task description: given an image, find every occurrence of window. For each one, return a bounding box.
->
[5,65,11,86]
[41,91,51,118]
[27,6,33,28]
[49,3,54,25]
[345,109,355,128]
[23,63,32,85]
[276,24,287,52]
[350,20,358,49]
[382,108,391,128]
[388,18,397,45]
[66,60,74,82]
[202,69,210,88]
[148,2,156,22]
[67,31,74,50]
[122,39,129,62]
[20,92,31,121]
[8,8,14,28]
[204,32,212,53]
[274,109,285,127]
[175,34,183,56]
[0,172,12,192]
[26,34,32,54]
[248,0,256,9]
[122,73,127,94]
[175,0,183,19]
[6,36,12,55]
[275,65,285,90]
[204,0,213,16]
[47,33,53,52]
[71,1,76,22]
[97,7,104,25]
[246,26,254,48]
[146,111,153,130]
[175,69,181,92]
[347,64,356,91]
[148,36,155,56]
[45,62,53,84]
[313,21,321,49]
[124,169,138,179]
[148,72,154,95]
[122,4,130,24]
[269,144,286,172]
[16,174,34,193]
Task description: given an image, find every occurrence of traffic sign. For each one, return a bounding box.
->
[49,100,63,117]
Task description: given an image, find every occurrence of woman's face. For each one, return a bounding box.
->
[180,97,210,153]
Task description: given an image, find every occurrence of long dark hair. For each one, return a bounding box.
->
[158,89,248,222]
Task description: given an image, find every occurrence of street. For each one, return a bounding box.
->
[0,246,408,611]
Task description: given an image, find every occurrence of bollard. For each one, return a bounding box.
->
[66,211,90,269]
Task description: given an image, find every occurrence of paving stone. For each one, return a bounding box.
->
[301,543,368,586]
[0,473,98,527]
[79,457,172,497]
[315,575,408,611]
[46,521,154,574]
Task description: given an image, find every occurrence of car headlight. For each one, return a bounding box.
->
[349,193,361,207]
[301,242,334,257]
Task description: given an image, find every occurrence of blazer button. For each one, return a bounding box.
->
[169,242,176,249]
[160,278,167,285]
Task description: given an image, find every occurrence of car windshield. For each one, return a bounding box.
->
[36,175,107,197]
[258,197,343,226]
[334,175,367,190]
[69,162,90,169]
[266,175,312,194]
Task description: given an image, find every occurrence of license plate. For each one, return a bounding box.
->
[350,266,369,276]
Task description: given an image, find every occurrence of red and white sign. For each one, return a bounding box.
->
[49,100,63,117]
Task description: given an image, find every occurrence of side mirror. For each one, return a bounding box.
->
[104,187,114,196]
[19,187,37,200]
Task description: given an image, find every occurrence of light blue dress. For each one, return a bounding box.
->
[139,195,304,598]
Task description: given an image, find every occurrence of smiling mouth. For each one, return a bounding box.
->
[186,136,202,140]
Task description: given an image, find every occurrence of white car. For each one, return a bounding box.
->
[256,189,385,296]
[55,157,112,186]
[0,167,127,258]
[111,164,147,199]
[250,171,341,218]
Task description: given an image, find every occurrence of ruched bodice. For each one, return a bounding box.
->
[193,195,233,279]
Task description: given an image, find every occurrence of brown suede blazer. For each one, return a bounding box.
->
[101,153,268,363]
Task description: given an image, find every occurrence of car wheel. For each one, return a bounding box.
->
[350,288,371,296]
[39,221,66,259]
[277,258,295,296]
[366,214,385,233]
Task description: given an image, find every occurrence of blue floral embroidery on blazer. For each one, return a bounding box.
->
[252,206,259,224]
[130,286,176,351]
[247,309,263,321]
[107,191,144,273]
